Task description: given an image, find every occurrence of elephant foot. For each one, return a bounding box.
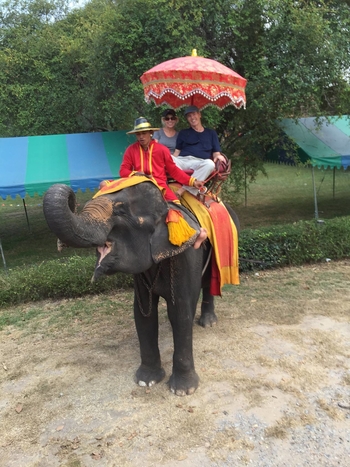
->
[168,371,199,396]
[136,364,165,387]
[198,310,218,328]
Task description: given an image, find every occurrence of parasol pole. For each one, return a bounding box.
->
[190,49,197,106]
[244,164,248,207]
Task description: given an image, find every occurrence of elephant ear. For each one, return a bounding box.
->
[150,206,200,263]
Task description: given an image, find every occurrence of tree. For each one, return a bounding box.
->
[192,0,350,195]
[0,0,349,200]
[0,0,87,136]
[65,0,208,131]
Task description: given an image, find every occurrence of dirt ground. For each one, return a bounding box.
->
[1,261,350,467]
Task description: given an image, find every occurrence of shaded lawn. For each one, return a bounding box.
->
[234,163,350,229]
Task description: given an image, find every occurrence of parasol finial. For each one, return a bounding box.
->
[191,49,197,57]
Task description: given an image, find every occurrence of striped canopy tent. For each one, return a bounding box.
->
[279,116,350,170]
[276,116,350,220]
[0,131,132,200]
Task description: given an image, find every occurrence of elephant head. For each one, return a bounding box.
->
[43,182,199,277]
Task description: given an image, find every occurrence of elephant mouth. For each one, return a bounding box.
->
[97,241,113,267]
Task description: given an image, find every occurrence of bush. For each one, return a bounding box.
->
[1,217,350,307]
[239,217,350,272]
[0,255,133,308]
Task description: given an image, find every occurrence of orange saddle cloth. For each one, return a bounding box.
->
[170,184,239,295]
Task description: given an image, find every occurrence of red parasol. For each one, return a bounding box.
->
[140,50,247,110]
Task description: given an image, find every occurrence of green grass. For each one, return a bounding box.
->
[0,190,96,269]
[0,304,43,330]
[233,163,350,229]
[0,290,135,333]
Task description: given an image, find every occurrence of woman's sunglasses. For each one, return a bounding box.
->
[164,117,176,121]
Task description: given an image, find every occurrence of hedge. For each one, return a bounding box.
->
[0,255,133,308]
[238,217,350,272]
[1,217,350,307]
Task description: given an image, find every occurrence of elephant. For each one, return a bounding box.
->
[43,180,239,396]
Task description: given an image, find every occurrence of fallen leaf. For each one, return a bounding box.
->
[2,363,7,371]
[56,425,64,431]
[338,402,350,409]
[15,404,23,413]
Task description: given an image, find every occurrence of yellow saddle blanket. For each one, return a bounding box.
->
[170,184,239,295]
[93,176,164,199]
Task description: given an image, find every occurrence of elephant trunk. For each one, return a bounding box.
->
[43,184,114,248]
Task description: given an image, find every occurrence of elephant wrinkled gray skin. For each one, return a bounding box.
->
[43,181,239,396]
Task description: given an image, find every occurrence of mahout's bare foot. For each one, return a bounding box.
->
[176,187,186,198]
[193,228,207,249]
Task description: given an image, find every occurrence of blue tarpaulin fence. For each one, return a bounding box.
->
[0,130,132,200]
[0,130,132,270]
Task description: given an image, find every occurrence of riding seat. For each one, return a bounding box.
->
[172,153,231,202]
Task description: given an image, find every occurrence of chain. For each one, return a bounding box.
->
[134,263,162,317]
[170,257,176,306]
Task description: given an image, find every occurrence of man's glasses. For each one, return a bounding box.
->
[164,117,176,121]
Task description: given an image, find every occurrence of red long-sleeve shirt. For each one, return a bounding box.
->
[119,140,195,202]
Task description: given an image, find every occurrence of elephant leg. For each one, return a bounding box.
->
[198,285,218,328]
[133,291,165,387]
[167,300,200,396]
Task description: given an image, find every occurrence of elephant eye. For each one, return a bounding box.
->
[113,202,125,214]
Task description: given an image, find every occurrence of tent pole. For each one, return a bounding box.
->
[23,199,31,232]
[312,166,319,220]
[0,238,8,274]
[244,164,247,207]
